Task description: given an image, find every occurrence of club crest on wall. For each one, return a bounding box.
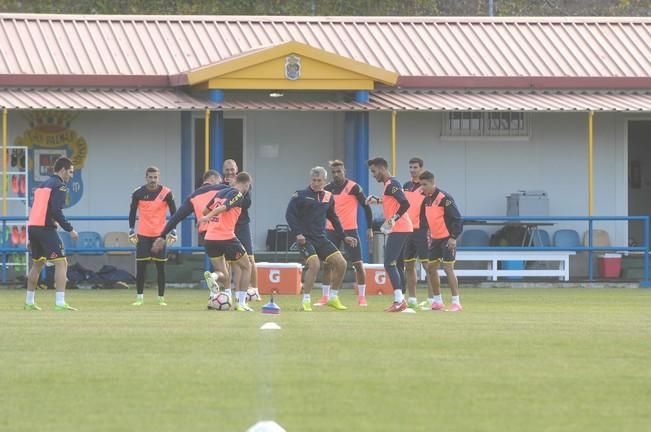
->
[285,54,301,81]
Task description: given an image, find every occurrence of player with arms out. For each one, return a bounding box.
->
[317,160,373,307]
[199,172,254,311]
[25,156,79,311]
[285,166,357,312]
[366,157,412,312]
[128,166,177,306]
[419,171,463,312]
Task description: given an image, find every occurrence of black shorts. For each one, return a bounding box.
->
[326,229,362,263]
[204,238,247,261]
[29,227,66,261]
[136,235,167,261]
[429,237,456,263]
[299,236,340,263]
[235,223,253,256]
[403,228,429,262]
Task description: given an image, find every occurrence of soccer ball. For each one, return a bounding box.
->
[246,287,260,302]
[208,291,232,311]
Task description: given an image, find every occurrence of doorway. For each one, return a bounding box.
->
[628,120,651,245]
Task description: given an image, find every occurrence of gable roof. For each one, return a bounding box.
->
[0,14,648,88]
[178,41,398,88]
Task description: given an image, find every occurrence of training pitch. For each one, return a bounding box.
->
[1,287,649,432]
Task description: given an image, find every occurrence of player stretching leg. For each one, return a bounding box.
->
[199,172,253,311]
[286,167,357,312]
[223,159,260,301]
[317,160,373,307]
[25,156,79,311]
[366,157,413,313]
[129,166,177,306]
[419,171,463,312]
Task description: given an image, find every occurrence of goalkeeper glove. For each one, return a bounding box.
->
[166,229,177,245]
[128,229,138,245]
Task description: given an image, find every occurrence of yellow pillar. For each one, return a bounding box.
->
[391,111,397,176]
[588,111,594,216]
[204,109,210,172]
[2,108,7,216]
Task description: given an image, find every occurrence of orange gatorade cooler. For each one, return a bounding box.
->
[257,262,303,295]
[363,264,393,295]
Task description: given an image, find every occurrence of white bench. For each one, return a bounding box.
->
[424,250,576,281]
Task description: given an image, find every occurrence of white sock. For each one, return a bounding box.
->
[394,289,404,303]
[137,294,144,300]
[428,297,435,304]
[408,297,417,305]
[451,295,460,305]
[358,284,366,297]
[329,289,338,300]
[26,291,35,305]
[55,291,65,306]
[236,291,246,305]
[434,295,442,303]
[225,288,232,297]
[303,293,311,302]
[321,284,330,297]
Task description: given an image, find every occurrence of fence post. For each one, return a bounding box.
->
[588,219,594,281]
[642,216,650,288]
[1,219,6,284]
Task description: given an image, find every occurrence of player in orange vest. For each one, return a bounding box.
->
[401,157,435,310]
[199,172,254,311]
[223,159,260,301]
[128,166,177,306]
[25,156,79,311]
[419,170,464,312]
[317,160,374,307]
[366,157,413,313]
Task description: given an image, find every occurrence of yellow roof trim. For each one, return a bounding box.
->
[186,41,398,87]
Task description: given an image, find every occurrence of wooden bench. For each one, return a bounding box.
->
[427,250,576,281]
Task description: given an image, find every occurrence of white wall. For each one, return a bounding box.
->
[6,110,181,235]
[370,111,629,246]
[234,111,342,249]
[5,108,632,250]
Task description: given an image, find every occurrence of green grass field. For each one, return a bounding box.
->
[1,287,650,432]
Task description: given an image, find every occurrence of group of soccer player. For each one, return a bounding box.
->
[23,154,463,313]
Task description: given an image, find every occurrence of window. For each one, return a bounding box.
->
[444,112,529,137]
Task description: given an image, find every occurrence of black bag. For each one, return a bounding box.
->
[266,225,296,251]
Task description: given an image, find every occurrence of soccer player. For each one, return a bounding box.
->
[223,159,260,301]
[285,166,357,312]
[129,166,177,306]
[419,171,463,312]
[317,160,373,307]
[152,169,226,256]
[366,157,412,312]
[25,156,79,311]
[199,172,254,311]
[402,157,435,310]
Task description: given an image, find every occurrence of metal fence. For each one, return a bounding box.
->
[1,215,649,287]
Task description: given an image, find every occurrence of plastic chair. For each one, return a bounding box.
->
[103,231,131,255]
[582,229,611,247]
[530,229,551,247]
[458,229,490,247]
[553,229,581,247]
[76,231,103,255]
[58,230,75,253]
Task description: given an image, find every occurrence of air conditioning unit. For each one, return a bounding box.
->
[506,190,549,216]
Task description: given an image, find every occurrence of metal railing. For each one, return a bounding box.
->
[1,215,649,287]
